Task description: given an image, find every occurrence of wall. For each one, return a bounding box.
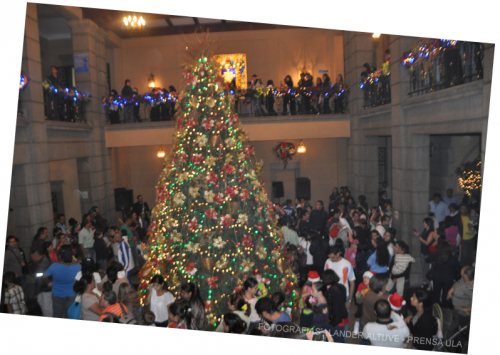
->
[39,38,74,78]
[111,138,348,218]
[48,159,82,222]
[112,28,344,95]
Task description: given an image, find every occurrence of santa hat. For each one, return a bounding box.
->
[363,271,374,279]
[388,293,406,311]
[307,271,320,283]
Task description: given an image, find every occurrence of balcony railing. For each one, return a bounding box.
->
[103,87,349,124]
[43,81,91,123]
[403,39,484,97]
[359,65,391,109]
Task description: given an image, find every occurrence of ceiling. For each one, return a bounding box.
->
[37,3,72,40]
[80,7,297,38]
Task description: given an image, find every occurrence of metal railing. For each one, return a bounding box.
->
[360,74,391,109]
[406,40,484,97]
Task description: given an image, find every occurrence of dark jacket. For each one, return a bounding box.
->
[34,255,52,295]
[309,209,328,232]
[409,311,438,350]
[327,283,348,327]
[309,235,329,269]
[133,201,150,219]
[121,85,134,97]
[425,254,461,281]
[47,74,61,88]
[94,238,109,261]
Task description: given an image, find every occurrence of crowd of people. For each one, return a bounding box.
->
[2,185,477,351]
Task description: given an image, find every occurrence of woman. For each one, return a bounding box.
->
[100,261,130,295]
[405,289,438,351]
[42,240,57,264]
[329,187,340,202]
[215,291,251,332]
[31,227,48,254]
[321,73,332,114]
[180,282,208,331]
[168,299,198,330]
[370,210,381,231]
[444,216,460,256]
[295,209,310,236]
[425,241,461,308]
[357,274,389,331]
[74,273,102,321]
[414,217,438,277]
[383,228,397,257]
[241,277,260,330]
[332,74,345,113]
[282,75,296,115]
[118,282,143,325]
[367,237,391,274]
[43,245,81,318]
[222,312,247,334]
[145,275,174,327]
[320,270,349,343]
[358,195,369,214]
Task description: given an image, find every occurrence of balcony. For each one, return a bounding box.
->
[43,82,90,123]
[403,39,484,97]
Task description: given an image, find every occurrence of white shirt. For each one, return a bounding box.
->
[324,258,356,299]
[387,243,395,257]
[75,271,102,297]
[298,237,313,265]
[363,315,410,348]
[150,288,174,323]
[429,200,450,223]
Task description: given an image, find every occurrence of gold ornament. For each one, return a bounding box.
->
[271,250,280,261]
[242,258,255,273]
[256,246,267,260]
[141,265,153,279]
[231,202,239,214]
[202,257,215,271]
[209,135,221,147]
[276,258,288,273]
[215,256,229,269]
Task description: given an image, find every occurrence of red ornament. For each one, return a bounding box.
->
[220,214,232,227]
[256,222,264,233]
[239,188,250,201]
[234,285,243,294]
[165,254,174,265]
[177,151,188,163]
[244,145,255,157]
[156,186,170,202]
[216,119,227,130]
[206,276,219,288]
[188,217,201,231]
[242,234,252,247]
[225,186,239,198]
[238,169,245,182]
[206,208,217,219]
[228,114,238,127]
[205,300,213,312]
[191,154,203,164]
[222,164,236,175]
[202,118,214,130]
[185,262,196,273]
[206,171,219,185]
[214,192,225,204]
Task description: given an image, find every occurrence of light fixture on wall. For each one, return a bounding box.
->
[297,140,306,154]
[148,74,155,89]
[157,147,166,159]
[372,33,381,38]
[124,15,145,27]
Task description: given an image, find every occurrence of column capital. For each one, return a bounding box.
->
[68,18,100,37]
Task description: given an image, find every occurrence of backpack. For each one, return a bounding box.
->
[104,303,137,325]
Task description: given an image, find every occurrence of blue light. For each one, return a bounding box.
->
[359,84,364,89]
[65,88,69,92]
[54,89,58,93]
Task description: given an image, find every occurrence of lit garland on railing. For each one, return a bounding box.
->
[20,74,29,90]
[102,92,178,107]
[42,79,91,103]
[456,160,482,196]
[242,86,348,99]
[401,39,458,68]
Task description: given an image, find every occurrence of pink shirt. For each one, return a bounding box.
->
[345,239,358,269]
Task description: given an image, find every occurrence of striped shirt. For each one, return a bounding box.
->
[281,226,299,246]
[118,240,134,272]
[4,284,27,314]
[99,303,129,322]
[392,254,415,274]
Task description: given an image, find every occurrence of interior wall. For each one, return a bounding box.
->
[39,38,74,78]
[48,159,82,223]
[113,28,344,95]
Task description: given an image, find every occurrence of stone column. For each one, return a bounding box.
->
[11,3,54,250]
[68,19,117,225]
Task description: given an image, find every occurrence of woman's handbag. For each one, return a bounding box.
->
[68,294,82,320]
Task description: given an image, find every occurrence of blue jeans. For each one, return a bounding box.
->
[52,295,76,318]
[252,96,263,115]
[332,324,347,343]
[124,105,133,123]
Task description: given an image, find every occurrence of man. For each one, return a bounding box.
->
[78,217,95,260]
[132,195,150,229]
[30,249,52,317]
[443,188,459,207]
[250,74,264,116]
[3,236,27,288]
[2,272,27,315]
[375,215,391,238]
[45,66,63,121]
[31,227,48,253]
[99,289,128,322]
[279,216,299,246]
[121,217,138,271]
[115,230,135,285]
[255,296,291,330]
[309,200,328,234]
[108,227,120,260]
[447,266,474,328]
[362,299,410,348]
[282,199,297,226]
[324,244,356,310]
[121,79,135,123]
[55,214,72,242]
[458,204,475,265]
[429,193,450,226]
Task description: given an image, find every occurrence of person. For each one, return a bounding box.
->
[282,75,296,115]
[45,66,62,120]
[295,209,310,236]
[93,229,110,273]
[405,289,438,350]
[168,299,197,329]
[115,230,135,285]
[31,227,48,253]
[255,296,292,326]
[309,200,328,234]
[78,217,95,261]
[120,217,138,272]
[265,80,278,116]
[367,237,391,274]
[100,261,130,295]
[447,266,474,329]
[74,273,102,321]
[222,312,247,334]
[250,74,264,116]
[301,73,314,114]
[385,241,414,296]
[443,188,459,206]
[362,299,410,348]
[99,289,131,322]
[132,194,150,230]
[425,241,461,307]
[324,242,356,308]
[75,257,102,297]
[117,282,143,325]
[4,236,27,289]
[242,277,260,330]
[383,228,396,257]
[333,74,345,113]
[107,89,121,124]
[321,73,332,114]
[43,246,81,318]
[414,217,438,277]
[279,216,299,246]
[2,272,27,314]
[30,249,53,317]
[458,204,476,265]
[375,215,391,238]
[121,79,135,123]
[282,199,296,225]
[353,271,373,335]
[320,270,349,342]
[215,291,251,332]
[143,309,156,326]
[144,275,174,327]
[429,193,450,227]
[180,282,208,330]
[357,274,389,329]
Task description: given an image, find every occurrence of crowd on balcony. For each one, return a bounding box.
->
[2,182,477,351]
[359,49,392,109]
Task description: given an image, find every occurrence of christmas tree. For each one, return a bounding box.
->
[138,33,298,329]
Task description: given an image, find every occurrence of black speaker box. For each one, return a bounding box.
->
[272,181,284,198]
[114,188,134,212]
[296,177,311,200]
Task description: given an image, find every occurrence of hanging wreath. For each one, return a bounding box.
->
[273,142,296,168]
[455,159,482,196]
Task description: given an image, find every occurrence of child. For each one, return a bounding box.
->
[299,271,320,312]
[387,292,408,331]
[300,295,317,331]
[3,272,27,314]
[353,271,373,335]
[93,229,110,274]
[143,309,156,326]
[271,291,286,313]
[385,241,415,296]
[168,299,197,329]
[254,271,268,299]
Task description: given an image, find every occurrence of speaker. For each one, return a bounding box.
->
[114,188,134,212]
[272,181,284,199]
[296,177,311,200]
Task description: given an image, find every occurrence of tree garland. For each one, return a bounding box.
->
[455,159,482,196]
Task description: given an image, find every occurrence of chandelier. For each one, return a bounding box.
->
[123,15,145,27]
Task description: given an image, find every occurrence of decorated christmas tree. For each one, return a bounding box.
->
[139,33,298,329]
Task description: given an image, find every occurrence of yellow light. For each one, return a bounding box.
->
[128,16,132,22]
[157,147,166,159]
[373,33,381,38]
[297,140,306,154]
[133,16,137,22]
[123,18,128,26]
